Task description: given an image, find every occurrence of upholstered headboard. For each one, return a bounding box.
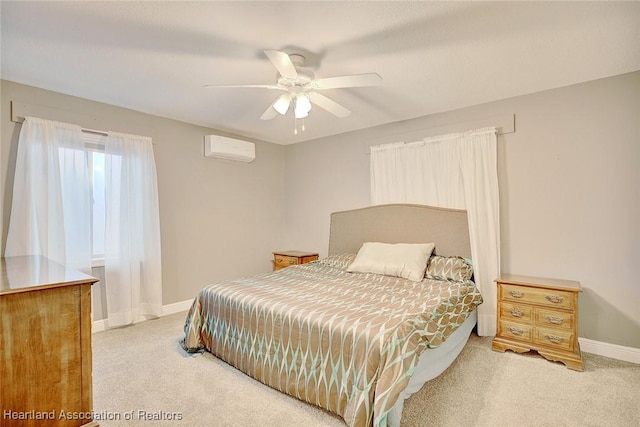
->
[328,204,471,258]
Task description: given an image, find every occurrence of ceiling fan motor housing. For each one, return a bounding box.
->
[217,49,381,121]
[277,68,315,91]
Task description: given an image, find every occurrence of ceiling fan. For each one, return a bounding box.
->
[204,50,382,124]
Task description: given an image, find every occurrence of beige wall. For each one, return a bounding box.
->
[1,80,287,319]
[284,71,640,349]
[2,72,638,348]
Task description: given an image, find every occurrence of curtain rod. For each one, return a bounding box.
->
[11,103,155,144]
[13,114,109,136]
[82,127,108,137]
[14,115,151,142]
[16,116,156,145]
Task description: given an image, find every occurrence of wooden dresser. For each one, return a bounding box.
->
[0,256,99,426]
[272,251,319,271]
[492,274,583,371]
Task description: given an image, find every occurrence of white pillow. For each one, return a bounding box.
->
[347,242,436,282]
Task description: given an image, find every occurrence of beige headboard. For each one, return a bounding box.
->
[328,204,471,258]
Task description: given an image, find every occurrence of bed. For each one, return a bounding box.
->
[182,204,483,427]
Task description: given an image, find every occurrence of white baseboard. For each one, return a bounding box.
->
[92,318,109,333]
[162,299,195,316]
[579,337,640,364]
[92,298,194,333]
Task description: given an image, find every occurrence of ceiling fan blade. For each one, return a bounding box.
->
[260,104,278,120]
[309,93,351,118]
[203,84,284,90]
[264,50,298,78]
[312,73,382,90]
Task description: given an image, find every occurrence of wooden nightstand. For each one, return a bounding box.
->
[273,251,319,271]
[492,274,583,371]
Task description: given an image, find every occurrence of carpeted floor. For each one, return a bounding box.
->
[92,312,640,427]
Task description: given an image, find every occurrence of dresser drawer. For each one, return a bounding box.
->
[273,251,319,271]
[534,326,575,352]
[500,302,533,323]
[500,320,532,343]
[501,284,574,310]
[535,308,574,330]
[274,255,299,269]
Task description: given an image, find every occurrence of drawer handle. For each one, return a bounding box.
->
[288,259,296,264]
[276,258,283,263]
[544,315,564,325]
[544,334,565,344]
[507,326,524,336]
[509,290,524,299]
[509,308,524,318]
[545,295,564,304]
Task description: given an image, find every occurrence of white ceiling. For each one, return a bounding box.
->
[2,1,639,145]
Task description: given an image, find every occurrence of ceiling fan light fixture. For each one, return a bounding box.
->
[294,94,312,118]
[273,94,291,115]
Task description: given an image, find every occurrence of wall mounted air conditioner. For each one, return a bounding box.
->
[204,135,255,163]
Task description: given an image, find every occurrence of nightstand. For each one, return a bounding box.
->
[273,251,319,271]
[492,274,583,371]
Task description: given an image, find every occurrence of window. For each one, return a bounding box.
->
[84,134,108,266]
[91,150,106,261]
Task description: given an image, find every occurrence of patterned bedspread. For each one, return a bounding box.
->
[182,254,482,427]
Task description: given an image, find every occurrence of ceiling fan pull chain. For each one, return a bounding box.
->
[294,117,298,135]
[302,118,306,132]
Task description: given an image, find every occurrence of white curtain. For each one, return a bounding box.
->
[5,116,162,329]
[5,117,92,274]
[370,127,500,336]
[104,132,162,327]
